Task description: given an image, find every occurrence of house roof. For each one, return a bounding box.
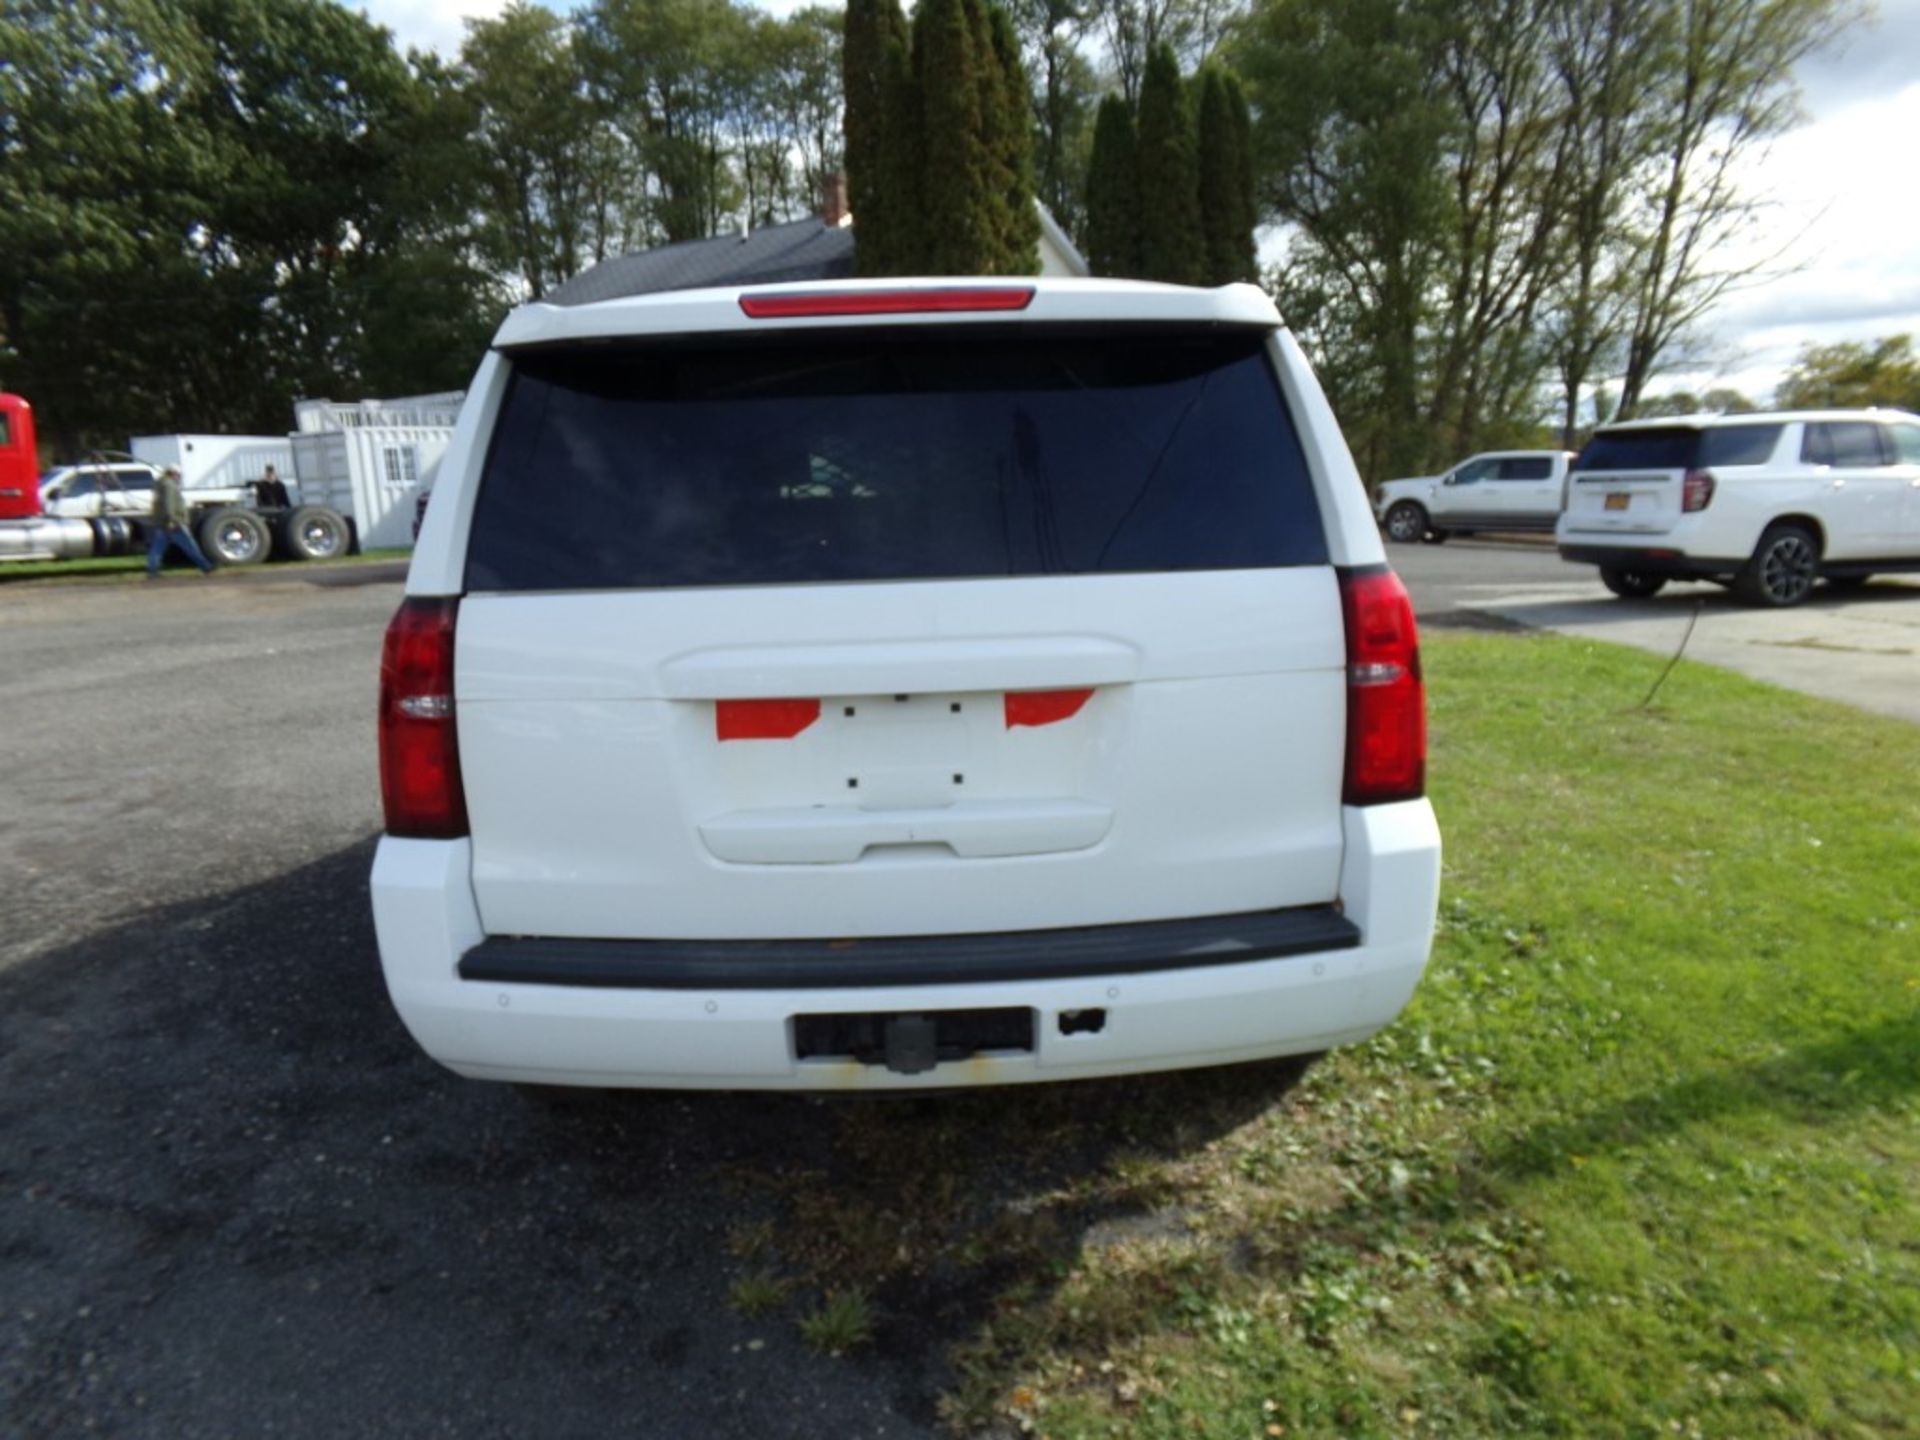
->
[541,218,856,307]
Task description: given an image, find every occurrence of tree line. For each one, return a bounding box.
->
[1082,48,1256,286]
[0,0,845,451]
[2,0,1860,473]
[844,0,1040,276]
[1231,0,1856,477]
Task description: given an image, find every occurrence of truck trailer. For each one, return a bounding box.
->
[0,392,353,566]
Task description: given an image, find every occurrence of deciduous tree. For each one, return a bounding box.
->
[1776,336,1920,412]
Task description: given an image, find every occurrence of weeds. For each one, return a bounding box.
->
[799,1289,874,1355]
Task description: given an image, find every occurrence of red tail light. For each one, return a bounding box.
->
[739,287,1035,319]
[1339,567,1425,805]
[379,596,468,838]
[1682,468,1715,512]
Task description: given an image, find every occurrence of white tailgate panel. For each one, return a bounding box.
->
[1562,469,1682,535]
[458,570,1346,940]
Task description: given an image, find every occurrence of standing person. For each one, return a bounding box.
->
[146,465,214,578]
[257,463,289,508]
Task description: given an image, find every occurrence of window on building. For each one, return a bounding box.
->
[382,446,419,487]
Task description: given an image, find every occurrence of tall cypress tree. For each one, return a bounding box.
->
[1134,44,1205,285]
[877,22,923,271]
[1084,94,1140,277]
[987,3,1041,273]
[963,0,1013,271]
[844,0,913,275]
[1197,67,1256,285]
[1224,70,1259,283]
[914,0,990,274]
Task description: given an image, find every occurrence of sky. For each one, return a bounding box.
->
[353,0,1919,405]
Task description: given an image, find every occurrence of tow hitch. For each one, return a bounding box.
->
[794,1008,1034,1074]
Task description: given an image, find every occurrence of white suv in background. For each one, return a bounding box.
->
[1558,411,1920,605]
[1374,449,1575,542]
[371,278,1441,1092]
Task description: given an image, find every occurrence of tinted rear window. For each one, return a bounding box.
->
[465,329,1325,591]
[1574,424,1782,471]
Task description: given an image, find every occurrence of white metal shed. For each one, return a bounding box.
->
[288,394,461,550]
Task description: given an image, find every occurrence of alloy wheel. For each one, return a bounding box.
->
[1759,532,1816,605]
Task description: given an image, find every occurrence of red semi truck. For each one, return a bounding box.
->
[0,392,135,561]
[0,391,349,566]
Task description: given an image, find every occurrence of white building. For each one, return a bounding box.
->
[288,393,462,550]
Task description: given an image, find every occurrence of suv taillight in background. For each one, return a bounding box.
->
[1339,567,1425,805]
[1682,468,1716,512]
[379,596,468,838]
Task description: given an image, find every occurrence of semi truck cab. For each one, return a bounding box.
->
[0,393,40,522]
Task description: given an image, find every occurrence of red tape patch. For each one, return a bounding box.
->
[716,698,820,741]
[1004,688,1094,729]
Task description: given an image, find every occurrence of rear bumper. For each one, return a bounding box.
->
[1557,544,1738,578]
[458,906,1361,989]
[370,800,1440,1091]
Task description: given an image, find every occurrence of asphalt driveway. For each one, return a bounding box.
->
[0,572,1298,1438]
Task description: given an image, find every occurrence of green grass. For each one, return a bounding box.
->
[729,1270,792,1319]
[724,631,1919,1437]
[0,546,410,585]
[799,1289,876,1355]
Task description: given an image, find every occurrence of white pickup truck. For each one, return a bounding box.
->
[36,452,349,566]
[1374,449,1575,542]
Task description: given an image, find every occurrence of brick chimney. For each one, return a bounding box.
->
[821,172,851,228]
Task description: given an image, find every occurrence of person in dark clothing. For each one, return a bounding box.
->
[256,464,290,509]
[146,466,214,577]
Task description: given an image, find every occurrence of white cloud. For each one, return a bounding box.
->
[1662,77,1920,404]
[348,0,512,57]
[351,0,835,54]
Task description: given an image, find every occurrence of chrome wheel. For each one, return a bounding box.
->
[299,515,344,557]
[1385,502,1426,543]
[197,507,270,567]
[215,521,261,562]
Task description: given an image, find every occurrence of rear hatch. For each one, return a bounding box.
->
[1564,422,1784,536]
[455,322,1348,940]
[1563,426,1702,535]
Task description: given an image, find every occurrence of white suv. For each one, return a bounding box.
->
[371,278,1441,1092]
[1558,411,1920,605]
[1374,450,1575,543]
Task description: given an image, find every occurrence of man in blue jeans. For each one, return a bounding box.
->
[146,465,214,578]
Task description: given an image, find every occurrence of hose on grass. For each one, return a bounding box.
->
[1641,598,1705,709]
